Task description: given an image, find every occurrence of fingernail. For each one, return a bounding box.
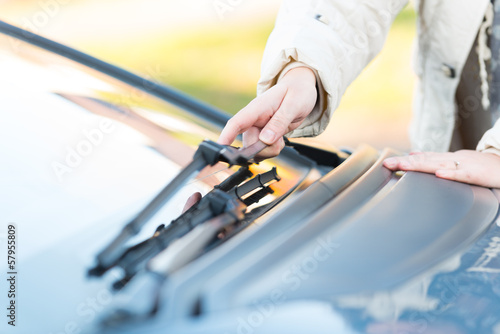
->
[260,129,276,144]
[383,158,397,168]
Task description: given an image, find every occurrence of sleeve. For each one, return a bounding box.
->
[477,119,500,156]
[257,0,409,138]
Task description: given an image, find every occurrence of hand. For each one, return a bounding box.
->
[218,66,317,160]
[383,150,500,188]
[182,192,202,213]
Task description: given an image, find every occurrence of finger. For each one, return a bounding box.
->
[242,127,260,148]
[435,168,489,187]
[218,111,260,146]
[218,87,285,145]
[182,192,202,213]
[254,137,286,161]
[243,127,284,160]
[435,152,500,188]
[259,93,308,145]
[383,152,455,173]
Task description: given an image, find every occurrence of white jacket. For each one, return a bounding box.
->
[257,0,500,155]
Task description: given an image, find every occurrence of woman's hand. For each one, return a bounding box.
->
[217,66,317,160]
[383,150,500,188]
[182,192,202,213]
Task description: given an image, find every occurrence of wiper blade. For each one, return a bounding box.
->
[111,168,280,290]
[88,139,267,277]
[99,210,245,327]
[215,166,253,192]
[98,168,281,326]
[111,189,236,288]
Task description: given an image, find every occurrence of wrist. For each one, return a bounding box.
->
[281,66,316,87]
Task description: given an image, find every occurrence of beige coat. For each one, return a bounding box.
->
[257,0,500,155]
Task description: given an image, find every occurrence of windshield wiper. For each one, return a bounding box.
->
[110,168,280,290]
[100,210,244,327]
[88,139,267,277]
[99,168,281,327]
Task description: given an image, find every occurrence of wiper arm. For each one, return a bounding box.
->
[111,168,280,290]
[99,169,281,327]
[88,139,267,277]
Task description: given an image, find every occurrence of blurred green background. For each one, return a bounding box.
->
[3,0,416,150]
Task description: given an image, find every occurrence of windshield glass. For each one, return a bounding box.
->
[0,28,316,259]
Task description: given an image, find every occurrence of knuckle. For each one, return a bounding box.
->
[408,154,423,165]
[268,114,290,133]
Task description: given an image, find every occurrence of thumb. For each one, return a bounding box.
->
[259,109,293,145]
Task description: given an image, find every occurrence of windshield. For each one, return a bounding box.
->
[0,23,317,260]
